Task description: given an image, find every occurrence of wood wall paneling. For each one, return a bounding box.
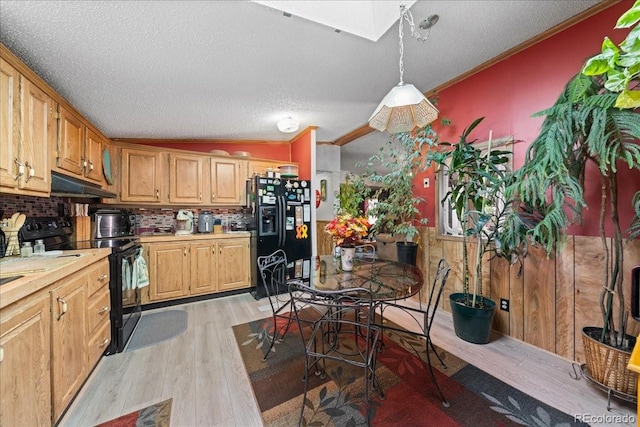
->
[555,236,575,360]
[573,236,607,363]
[523,244,556,353]
[490,255,511,336]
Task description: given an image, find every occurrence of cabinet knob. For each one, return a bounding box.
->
[98,274,108,282]
[89,161,94,171]
[57,297,68,320]
[0,346,3,363]
[98,305,109,315]
[98,338,109,348]
[211,193,215,200]
[156,189,160,199]
[184,249,187,256]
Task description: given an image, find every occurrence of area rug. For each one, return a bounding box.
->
[233,313,587,427]
[125,310,188,352]
[94,398,172,427]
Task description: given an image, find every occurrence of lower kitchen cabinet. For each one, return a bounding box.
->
[148,242,190,301]
[218,240,250,291]
[51,273,88,421]
[145,236,250,303]
[0,294,51,427]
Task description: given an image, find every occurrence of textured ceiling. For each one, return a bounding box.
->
[0,0,599,169]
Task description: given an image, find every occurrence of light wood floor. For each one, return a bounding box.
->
[60,293,637,427]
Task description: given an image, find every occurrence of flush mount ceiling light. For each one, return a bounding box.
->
[277,117,299,133]
[369,5,439,134]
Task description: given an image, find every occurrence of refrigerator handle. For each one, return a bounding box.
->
[279,196,286,247]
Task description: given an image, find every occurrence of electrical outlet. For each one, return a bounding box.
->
[500,298,510,312]
[423,178,430,188]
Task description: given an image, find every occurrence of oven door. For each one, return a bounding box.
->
[109,243,142,353]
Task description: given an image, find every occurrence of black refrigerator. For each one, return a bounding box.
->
[250,176,312,299]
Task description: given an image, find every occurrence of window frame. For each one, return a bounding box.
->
[435,135,514,240]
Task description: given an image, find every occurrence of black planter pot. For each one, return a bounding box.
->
[449,293,496,344]
[396,241,418,265]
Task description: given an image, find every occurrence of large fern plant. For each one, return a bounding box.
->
[506,72,640,349]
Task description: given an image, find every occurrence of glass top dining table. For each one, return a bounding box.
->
[307,255,424,302]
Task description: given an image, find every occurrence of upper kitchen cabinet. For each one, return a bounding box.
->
[0,57,52,195]
[169,153,203,204]
[210,157,243,205]
[55,105,105,184]
[120,147,164,203]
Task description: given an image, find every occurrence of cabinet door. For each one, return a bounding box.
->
[0,295,51,427]
[211,158,242,204]
[169,153,203,204]
[51,274,88,421]
[218,239,250,291]
[190,241,217,295]
[0,58,19,189]
[57,105,85,176]
[84,128,104,183]
[247,160,278,178]
[19,77,52,193]
[148,242,189,301]
[121,147,163,202]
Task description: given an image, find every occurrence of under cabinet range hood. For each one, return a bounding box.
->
[50,171,117,199]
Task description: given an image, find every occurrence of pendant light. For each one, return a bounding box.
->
[369,5,439,134]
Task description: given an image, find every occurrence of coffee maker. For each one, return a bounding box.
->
[175,210,194,235]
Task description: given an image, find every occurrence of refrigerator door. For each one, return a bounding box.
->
[282,180,312,281]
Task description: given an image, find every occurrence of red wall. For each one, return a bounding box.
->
[290,131,313,180]
[418,1,639,237]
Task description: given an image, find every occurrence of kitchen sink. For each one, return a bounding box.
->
[0,275,24,286]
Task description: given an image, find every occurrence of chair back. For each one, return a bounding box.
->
[425,259,451,334]
[355,244,376,262]
[257,249,289,307]
[288,283,378,352]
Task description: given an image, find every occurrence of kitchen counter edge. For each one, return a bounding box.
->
[0,248,112,309]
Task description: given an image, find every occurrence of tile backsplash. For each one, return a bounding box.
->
[1,195,69,218]
[0,195,254,233]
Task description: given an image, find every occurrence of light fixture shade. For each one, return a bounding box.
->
[277,117,299,133]
[368,83,439,133]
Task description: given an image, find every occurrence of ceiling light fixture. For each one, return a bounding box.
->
[277,117,299,133]
[368,5,439,134]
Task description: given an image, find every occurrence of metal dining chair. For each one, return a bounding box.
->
[257,249,298,361]
[288,282,384,426]
[376,258,451,407]
[355,243,376,262]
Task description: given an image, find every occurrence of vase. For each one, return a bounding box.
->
[340,247,355,271]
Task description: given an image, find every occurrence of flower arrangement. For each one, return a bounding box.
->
[325,213,370,247]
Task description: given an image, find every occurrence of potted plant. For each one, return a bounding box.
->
[504,11,640,392]
[434,117,526,344]
[324,213,370,271]
[363,124,439,265]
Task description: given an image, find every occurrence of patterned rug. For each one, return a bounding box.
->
[233,312,587,427]
[94,398,172,427]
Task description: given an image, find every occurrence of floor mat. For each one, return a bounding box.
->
[126,310,188,351]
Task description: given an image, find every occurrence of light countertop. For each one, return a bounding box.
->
[0,248,111,309]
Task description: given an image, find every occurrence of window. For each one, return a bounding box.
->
[436,136,514,238]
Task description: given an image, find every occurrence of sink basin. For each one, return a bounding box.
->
[0,275,24,286]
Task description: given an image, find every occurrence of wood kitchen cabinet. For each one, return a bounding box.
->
[190,241,217,295]
[148,242,190,301]
[51,273,88,422]
[85,259,111,368]
[144,236,250,303]
[56,106,106,183]
[0,57,52,195]
[210,157,243,205]
[169,153,203,204]
[218,239,251,291]
[121,147,164,202]
[0,294,51,427]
